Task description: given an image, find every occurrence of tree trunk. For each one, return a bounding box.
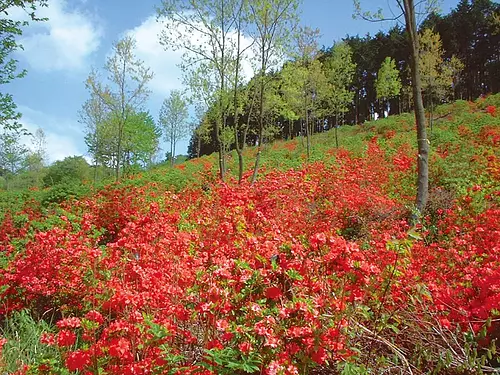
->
[173,141,176,166]
[251,45,266,185]
[196,135,201,159]
[170,139,174,167]
[429,91,433,133]
[403,0,429,214]
[305,96,310,161]
[116,123,122,181]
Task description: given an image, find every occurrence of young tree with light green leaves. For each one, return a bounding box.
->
[159,90,189,167]
[322,41,356,147]
[292,26,327,160]
[419,28,463,130]
[248,0,300,183]
[375,56,402,117]
[157,0,244,180]
[0,129,29,190]
[122,111,161,171]
[85,36,153,181]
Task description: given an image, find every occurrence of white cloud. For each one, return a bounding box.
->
[125,15,257,100]
[16,0,102,72]
[126,16,184,98]
[18,106,86,163]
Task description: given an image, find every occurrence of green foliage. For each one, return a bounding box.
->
[122,111,161,169]
[322,41,356,117]
[0,129,29,177]
[0,0,47,132]
[84,36,154,180]
[43,156,91,187]
[419,28,463,104]
[41,181,91,206]
[376,56,402,103]
[0,310,60,373]
[203,347,261,374]
[159,90,189,166]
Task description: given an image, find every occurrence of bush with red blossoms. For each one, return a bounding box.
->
[0,102,499,374]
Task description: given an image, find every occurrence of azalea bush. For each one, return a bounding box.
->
[0,96,499,374]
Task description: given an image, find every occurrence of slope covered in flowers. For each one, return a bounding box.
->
[0,96,499,374]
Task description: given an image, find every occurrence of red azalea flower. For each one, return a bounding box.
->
[108,337,132,360]
[66,350,91,371]
[265,286,282,300]
[57,330,76,347]
[85,310,104,324]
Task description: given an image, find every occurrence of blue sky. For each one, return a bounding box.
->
[6,0,460,163]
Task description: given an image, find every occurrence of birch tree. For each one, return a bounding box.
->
[157,0,242,179]
[85,36,153,181]
[248,0,300,183]
[159,90,189,166]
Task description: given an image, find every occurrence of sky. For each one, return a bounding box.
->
[5,0,461,164]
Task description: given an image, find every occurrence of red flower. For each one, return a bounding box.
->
[57,317,81,329]
[108,337,132,360]
[238,341,253,353]
[85,310,104,325]
[486,105,496,116]
[57,330,76,347]
[311,347,327,364]
[265,286,282,300]
[40,333,56,346]
[66,350,91,371]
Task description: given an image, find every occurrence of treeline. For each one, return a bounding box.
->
[189,0,500,159]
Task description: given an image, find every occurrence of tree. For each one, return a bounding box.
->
[157,0,244,180]
[248,0,300,183]
[0,0,47,132]
[159,90,189,167]
[322,41,356,147]
[354,0,436,214]
[228,0,256,183]
[122,111,161,171]
[419,28,463,130]
[31,127,47,164]
[281,58,328,159]
[85,36,153,181]
[0,129,28,189]
[43,156,91,187]
[375,56,402,116]
[22,127,48,187]
[292,26,326,160]
[80,90,109,185]
[188,104,213,159]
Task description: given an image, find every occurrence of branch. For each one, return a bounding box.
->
[352,320,414,375]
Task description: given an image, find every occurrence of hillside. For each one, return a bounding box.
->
[0,95,499,374]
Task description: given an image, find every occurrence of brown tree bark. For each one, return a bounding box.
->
[402,0,429,213]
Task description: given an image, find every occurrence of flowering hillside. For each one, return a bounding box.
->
[0,96,499,374]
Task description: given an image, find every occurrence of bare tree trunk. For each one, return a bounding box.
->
[403,0,429,214]
[251,43,266,185]
[305,95,310,161]
[170,138,174,167]
[196,135,201,159]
